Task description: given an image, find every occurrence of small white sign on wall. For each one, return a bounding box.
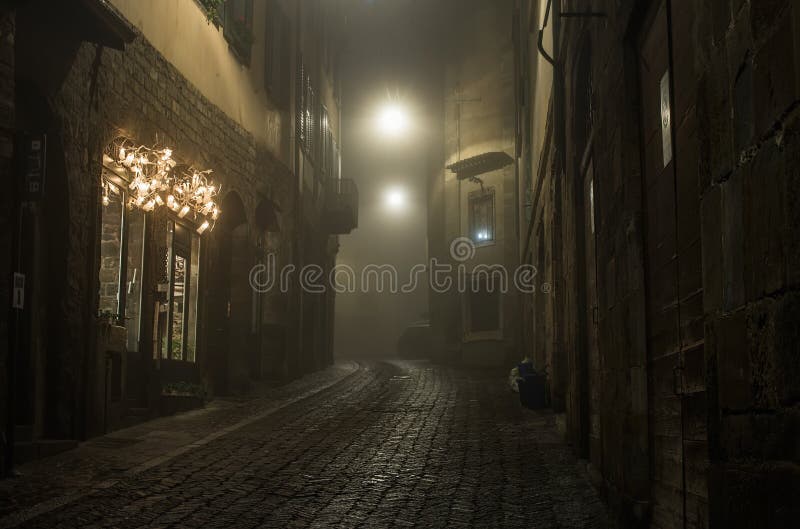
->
[660,70,673,167]
[12,273,25,309]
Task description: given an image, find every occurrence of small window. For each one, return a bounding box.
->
[98,173,146,352]
[98,179,124,318]
[224,0,254,64]
[469,188,495,245]
[297,61,316,160]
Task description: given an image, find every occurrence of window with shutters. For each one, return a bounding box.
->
[264,0,290,108]
[297,59,316,160]
[304,80,316,160]
[334,141,341,180]
[320,105,330,175]
[223,0,254,64]
[296,60,306,148]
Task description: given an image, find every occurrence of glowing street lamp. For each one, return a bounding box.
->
[384,187,407,212]
[376,103,410,138]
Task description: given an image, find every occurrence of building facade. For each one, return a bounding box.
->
[516,0,800,528]
[2,0,357,472]
[427,0,520,367]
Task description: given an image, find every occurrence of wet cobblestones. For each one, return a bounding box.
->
[1,361,613,528]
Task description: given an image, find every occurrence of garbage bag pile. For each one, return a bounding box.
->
[509,358,547,409]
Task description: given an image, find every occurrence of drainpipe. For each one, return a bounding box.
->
[522,0,563,265]
[537,0,554,67]
[551,0,567,181]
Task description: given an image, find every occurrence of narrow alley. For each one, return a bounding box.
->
[2,0,799,527]
[1,361,610,528]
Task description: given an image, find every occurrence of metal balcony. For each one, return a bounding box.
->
[324,178,359,234]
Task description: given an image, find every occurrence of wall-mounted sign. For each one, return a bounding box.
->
[21,133,47,200]
[660,70,673,167]
[12,273,25,309]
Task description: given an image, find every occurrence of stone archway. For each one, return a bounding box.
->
[206,191,250,395]
[252,198,287,380]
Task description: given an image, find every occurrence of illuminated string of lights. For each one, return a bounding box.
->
[105,139,221,234]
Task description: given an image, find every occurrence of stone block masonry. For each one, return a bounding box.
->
[11,13,300,441]
[0,11,14,476]
[516,0,800,527]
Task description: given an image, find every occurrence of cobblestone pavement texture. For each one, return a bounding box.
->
[0,361,614,528]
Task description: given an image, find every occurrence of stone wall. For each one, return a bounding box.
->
[696,1,800,527]
[519,0,800,527]
[519,2,652,520]
[0,11,14,473]
[97,197,123,316]
[13,4,302,437]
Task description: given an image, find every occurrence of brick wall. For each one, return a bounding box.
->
[519,0,800,527]
[98,197,123,316]
[13,11,301,436]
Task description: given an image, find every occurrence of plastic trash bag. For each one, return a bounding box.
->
[509,366,521,392]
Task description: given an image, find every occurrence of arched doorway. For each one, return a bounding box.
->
[300,225,326,373]
[206,192,249,395]
[253,199,287,380]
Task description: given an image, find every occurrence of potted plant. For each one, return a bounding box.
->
[199,0,224,27]
[96,310,123,327]
[160,381,207,415]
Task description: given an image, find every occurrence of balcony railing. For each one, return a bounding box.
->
[324,178,358,234]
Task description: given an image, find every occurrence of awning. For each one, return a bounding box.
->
[447,151,514,181]
[15,0,136,97]
[76,0,137,50]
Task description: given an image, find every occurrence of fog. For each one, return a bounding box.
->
[333,0,445,358]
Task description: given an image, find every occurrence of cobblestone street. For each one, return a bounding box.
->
[0,361,612,528]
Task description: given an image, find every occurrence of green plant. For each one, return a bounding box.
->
[226,14,254,61]
[97,310,123,326]
[162,381,207,400]
[200,0,224,26]
[171,339,183,360]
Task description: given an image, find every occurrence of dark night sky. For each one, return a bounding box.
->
[334,0,447,357]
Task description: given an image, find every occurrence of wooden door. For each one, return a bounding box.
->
[638,2,707,528]
[583,160,602,467]
[228,225,252,389]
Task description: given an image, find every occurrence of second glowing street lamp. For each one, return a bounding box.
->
[376,102,412,214]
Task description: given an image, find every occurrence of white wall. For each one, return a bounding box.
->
[529,0,554,183]
[110,0,289,163]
